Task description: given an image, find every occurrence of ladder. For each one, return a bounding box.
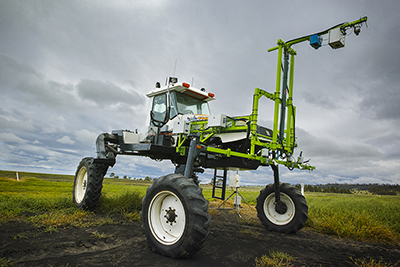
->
[212,168,227,200]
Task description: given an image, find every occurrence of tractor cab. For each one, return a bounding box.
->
[145,77,215,145]
[146,77,214,128]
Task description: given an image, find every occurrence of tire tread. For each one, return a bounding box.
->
[256,183,308,234]
[141,173,211,258]
[73,157,108,210]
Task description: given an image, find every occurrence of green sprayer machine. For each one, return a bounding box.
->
[73,17,367,258]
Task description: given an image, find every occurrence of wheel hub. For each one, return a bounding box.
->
[82,179,87,191]
[263,192,295,226]
[148,191,186,245]
[275,201,287,214]
[164,207,177,225]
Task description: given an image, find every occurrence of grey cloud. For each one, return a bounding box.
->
[0,55,43,90]
[1,0,399,184]
[56,135,75,145]
[76,79,145,106]
[359,84,400,121]
[0,55,75,110]
[0,55,148,175]
[0,132,29,144]
[295,127,383,165]
[0,113,35,132]
[300,92,337,109]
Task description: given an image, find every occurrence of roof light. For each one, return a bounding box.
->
[208,92,215,98]
[169,77,178,84]
[182,82,190,88]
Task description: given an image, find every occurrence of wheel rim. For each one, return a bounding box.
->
[148,191,186,245]
[263,192,295,225]
[75,166,88,203]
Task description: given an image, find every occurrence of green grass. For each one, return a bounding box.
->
[0,176,76,223]
[0,171,144,228]
[255,250,294,267]
[204,185,400,245]
[350,257,400,267]
[202,185,263,205]
[305,193,400,244]
[1,170,400,245]
[0,170,75,182]
[0,257,13,267]
[91,230,114,239]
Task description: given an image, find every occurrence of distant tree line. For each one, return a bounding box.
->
[368,184,399,195]
[108,173,155,182]
[294,183,399,195]
[295,184,352,194]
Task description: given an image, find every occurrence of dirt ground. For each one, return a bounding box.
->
[1,207,399,267]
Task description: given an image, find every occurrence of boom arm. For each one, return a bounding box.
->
[257,16,368,170]
[268,16,368,51]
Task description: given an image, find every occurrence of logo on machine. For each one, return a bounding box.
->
[188,115,209,122]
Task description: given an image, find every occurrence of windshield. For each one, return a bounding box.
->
[170,91,210,117]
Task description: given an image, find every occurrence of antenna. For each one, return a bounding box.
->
[191,77,194,87]
[173,59,178,77]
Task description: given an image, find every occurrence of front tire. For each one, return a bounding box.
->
[256,183,308,234]
[141,173,211,258]
[73,157,108,210]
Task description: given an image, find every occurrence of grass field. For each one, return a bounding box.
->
[208,186,400,244]
[1,170,399,245]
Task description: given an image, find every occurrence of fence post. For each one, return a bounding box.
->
[301,182,304,196]
[16,171,19,181]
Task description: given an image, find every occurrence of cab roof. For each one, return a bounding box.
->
[146,82,215,102]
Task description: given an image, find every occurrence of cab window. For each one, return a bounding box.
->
[151,94,167,122]
[172,92,210,115]
[169,93,178,119]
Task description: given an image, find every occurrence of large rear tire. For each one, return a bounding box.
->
[141,173,211,258]
[73,157,108,210]
[256,183,308,234]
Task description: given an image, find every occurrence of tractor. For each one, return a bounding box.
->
[72,17,367,258]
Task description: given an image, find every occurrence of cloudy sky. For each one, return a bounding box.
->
[1,0,399,185]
